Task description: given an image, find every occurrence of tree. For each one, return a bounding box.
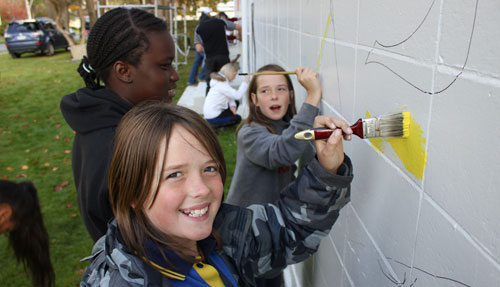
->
[34,0,228,45]
[0,0,28,22]
[86,0,97,31]
[24,0,34,19]
[45,0,76,45]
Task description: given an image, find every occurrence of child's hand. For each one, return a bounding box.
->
[244,76,249,83]
[296,67,321,106]
[230,106,237,115]
[313,116,352,174]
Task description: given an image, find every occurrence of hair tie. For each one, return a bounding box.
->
[81,56,95,74]
[217,72,227,79]
[82,63,94,74]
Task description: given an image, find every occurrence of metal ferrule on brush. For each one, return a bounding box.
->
[366,113,406,138]
[362,117,379,138]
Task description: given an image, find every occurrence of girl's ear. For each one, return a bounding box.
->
[289,90,294,100]
[112,61,134,84]
[0,204,12,217]
[0,204,14,233]
[251,93,258,106]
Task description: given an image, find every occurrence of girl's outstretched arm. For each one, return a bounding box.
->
[217,149,354,282]
[296,67,322,106]
[313,115,353,173]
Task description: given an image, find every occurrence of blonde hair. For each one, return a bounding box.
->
[210,61,240,81]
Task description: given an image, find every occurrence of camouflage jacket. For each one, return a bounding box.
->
[80,157,353,287]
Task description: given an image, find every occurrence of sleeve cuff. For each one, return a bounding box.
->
[307,155,353,188]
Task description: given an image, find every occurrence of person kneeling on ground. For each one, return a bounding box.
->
[203,61,249,129]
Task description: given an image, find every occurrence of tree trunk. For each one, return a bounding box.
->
[24,0,32,19]
[86,0,97,29]
[45,0,76,46]
[79,0,85,45]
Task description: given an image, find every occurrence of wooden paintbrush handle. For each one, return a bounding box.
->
[239,71,296,76]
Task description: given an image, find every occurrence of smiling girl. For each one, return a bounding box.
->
[80,102,353,286]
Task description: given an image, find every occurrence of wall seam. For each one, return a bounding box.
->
[329,233,356,286]
[423,193,500,267]
[349,204,403,283]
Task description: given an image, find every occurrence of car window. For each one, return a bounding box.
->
[43,22,55,30]
[7,23,38,33]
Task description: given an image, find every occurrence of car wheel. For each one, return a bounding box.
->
[45,42,54,56]
[10,53,20,59]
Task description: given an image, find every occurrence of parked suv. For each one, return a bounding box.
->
[4,17,69,58]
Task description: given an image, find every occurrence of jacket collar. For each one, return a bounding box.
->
[143,236,218,280]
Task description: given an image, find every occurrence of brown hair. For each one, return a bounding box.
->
[108,101,226,265]
[239,64,297,134]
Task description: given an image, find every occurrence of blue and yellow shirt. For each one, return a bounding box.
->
[144,237,238,287]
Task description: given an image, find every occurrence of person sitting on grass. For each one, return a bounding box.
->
[203,61,249,129]
[0,180,55,287]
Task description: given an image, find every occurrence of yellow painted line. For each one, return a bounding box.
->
[317,12,332,71]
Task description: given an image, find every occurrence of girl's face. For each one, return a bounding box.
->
[128,31,179,105]
[0,204,15,234]
[228,71,237,81]
[144,125,223,253]
[251,74,291,121]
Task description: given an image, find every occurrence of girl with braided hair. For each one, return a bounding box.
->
[60,8,179,242]
[0,180,55,287]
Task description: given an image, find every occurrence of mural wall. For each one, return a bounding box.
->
[240,0,500,286]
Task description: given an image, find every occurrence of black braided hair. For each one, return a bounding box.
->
[0,180,55,287]
[77,8,168,90]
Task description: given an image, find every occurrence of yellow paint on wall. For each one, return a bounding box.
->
[366,111,427,180]
[317,12,331,71]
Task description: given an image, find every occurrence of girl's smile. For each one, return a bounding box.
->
[179,203,209,219]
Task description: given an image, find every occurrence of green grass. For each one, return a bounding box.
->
[0,40,237,285]
[0,50,93,287]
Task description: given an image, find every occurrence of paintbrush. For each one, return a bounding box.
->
[294,112,411,140]
[238,71,296,76]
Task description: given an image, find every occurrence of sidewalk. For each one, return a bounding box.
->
[177,42,249,119]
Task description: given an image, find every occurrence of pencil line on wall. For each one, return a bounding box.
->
[384,257,473,287]
[364,0,479,95]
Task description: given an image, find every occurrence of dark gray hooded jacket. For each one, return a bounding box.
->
[80,158,353,286]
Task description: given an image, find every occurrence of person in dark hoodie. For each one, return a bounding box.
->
[60,8,179,242]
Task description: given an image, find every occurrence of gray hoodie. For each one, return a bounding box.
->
[227,103,318,207]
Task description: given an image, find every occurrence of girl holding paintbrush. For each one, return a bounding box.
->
[227,64,351,286]
[79,102,353,286]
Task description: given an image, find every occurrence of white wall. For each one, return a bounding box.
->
[241,0,500,286]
